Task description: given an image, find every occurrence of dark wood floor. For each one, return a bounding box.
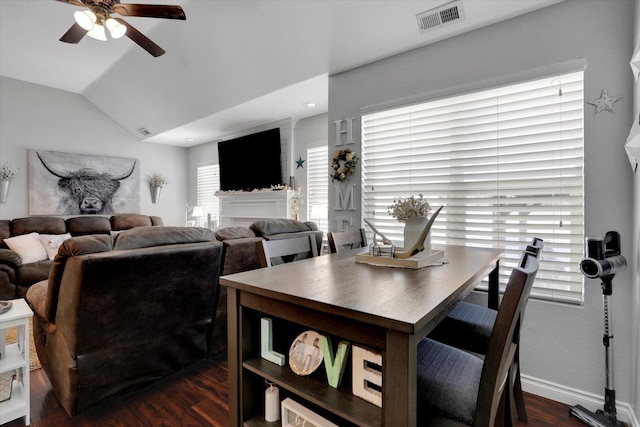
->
[6,357,583,427]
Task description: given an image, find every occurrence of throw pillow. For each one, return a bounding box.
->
[3,232,49,264]
[39,233,72,260]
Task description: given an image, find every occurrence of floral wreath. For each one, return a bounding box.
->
[330,148,358,182]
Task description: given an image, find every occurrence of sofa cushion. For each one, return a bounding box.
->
[110,214,155,231]
[113,226,215,250]
[3,232,49,264]
[39,233,72,260]
[11,217,66,236]
[250,219,312,237]
[0,221,10,249]
[66,216,111,236]
[215,226,256,241]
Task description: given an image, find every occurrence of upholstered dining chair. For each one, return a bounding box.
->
[427,237,543,422]
[327,229,367,253]
[417,249,540,426]
[256,234,319,267]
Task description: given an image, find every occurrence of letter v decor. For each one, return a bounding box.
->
[319,336,350,388]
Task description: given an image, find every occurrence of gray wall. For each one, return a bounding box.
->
[0,76,188,226]
[329,0,638,417]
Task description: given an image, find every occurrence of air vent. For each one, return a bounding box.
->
[416,0,464,32]
[137,127,152,137]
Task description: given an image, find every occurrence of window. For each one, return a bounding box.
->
[196,164,220,229]
[306,145,329,233]
[362,71,584,304]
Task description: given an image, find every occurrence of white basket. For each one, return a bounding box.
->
[0,371,13,403]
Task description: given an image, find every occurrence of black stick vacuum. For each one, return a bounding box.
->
[569,231,628,427]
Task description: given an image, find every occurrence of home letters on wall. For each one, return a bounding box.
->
[29,149,140,215]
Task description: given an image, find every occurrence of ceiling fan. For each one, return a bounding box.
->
[56,0,186,57]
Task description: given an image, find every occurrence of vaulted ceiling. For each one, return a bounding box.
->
[0,0,562,147]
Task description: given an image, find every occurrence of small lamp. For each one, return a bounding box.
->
[191,206,204,227]
[310,205,327,221]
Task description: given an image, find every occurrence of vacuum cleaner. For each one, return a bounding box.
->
[569,231,628,427]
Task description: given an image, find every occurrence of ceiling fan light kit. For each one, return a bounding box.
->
[105,17,126,39]
[87,21,107,41]
[73,9,96,30]
[57,0,186,56]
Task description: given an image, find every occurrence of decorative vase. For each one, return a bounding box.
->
[150,185,161,204]
[403,216,432,254]
[0,180,10,203]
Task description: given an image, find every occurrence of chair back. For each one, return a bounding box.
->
[257,234,319,267]
[474,251,539,427]
[327,229,367,253]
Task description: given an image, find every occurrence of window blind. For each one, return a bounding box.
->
[197,164,220,229]
[361,71,584,304]
[306,145,329,233]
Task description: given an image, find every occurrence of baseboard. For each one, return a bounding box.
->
[522,374,639,427]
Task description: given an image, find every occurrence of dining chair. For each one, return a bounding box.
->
[327,229,367,253]
[417,250,540,426]
[427,237,543,422]
[256,234,319,267]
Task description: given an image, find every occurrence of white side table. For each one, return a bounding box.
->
[0,299,33,426]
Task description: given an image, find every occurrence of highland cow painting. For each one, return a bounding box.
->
[29,150,140,215]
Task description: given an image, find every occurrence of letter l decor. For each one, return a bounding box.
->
[260,317,285,366]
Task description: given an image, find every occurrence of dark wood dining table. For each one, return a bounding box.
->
[221,244,502,427]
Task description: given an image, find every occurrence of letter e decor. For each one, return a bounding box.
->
[352,345,383,407]
[319,336,350,388]
[260,317,285,366]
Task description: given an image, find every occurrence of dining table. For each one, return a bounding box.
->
[221,244,503,427]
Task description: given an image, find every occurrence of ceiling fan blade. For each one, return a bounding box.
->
[112,4,186,20]
[60,22,88,44]
[115,18,166,57]
[54,0,86,7]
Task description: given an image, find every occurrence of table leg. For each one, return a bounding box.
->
[383,330,417,426]
[227,289,240,427]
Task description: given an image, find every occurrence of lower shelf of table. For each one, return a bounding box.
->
[243,357,381,427]
[0,379,27,425]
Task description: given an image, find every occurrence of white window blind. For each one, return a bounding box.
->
[307,145,329,233]
[197,164,220,229]
[362,71,584,304]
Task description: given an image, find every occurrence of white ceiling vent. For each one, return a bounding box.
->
[416,0,465,33]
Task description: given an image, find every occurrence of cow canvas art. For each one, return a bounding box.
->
[29,150,140,215]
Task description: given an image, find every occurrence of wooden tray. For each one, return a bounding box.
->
[355,249,445,269]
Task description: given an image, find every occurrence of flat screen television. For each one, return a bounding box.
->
[218,128,283,191]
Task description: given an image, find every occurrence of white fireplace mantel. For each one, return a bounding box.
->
[219,190,294,228]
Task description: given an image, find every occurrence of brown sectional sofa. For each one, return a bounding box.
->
[1,215,319,415]
[0,214,163,299]
[25,226,223,415]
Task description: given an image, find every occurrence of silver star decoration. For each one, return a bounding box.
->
[587,90,622,115]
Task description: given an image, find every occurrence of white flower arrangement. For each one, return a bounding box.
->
[0,162,18,181]
[388,194,431,223]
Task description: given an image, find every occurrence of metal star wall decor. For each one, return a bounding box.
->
[296,156,305,169]
[586,90,623,115]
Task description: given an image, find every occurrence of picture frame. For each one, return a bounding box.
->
[281,398,338,427]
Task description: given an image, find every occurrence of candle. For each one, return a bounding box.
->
[265,383,280,422]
